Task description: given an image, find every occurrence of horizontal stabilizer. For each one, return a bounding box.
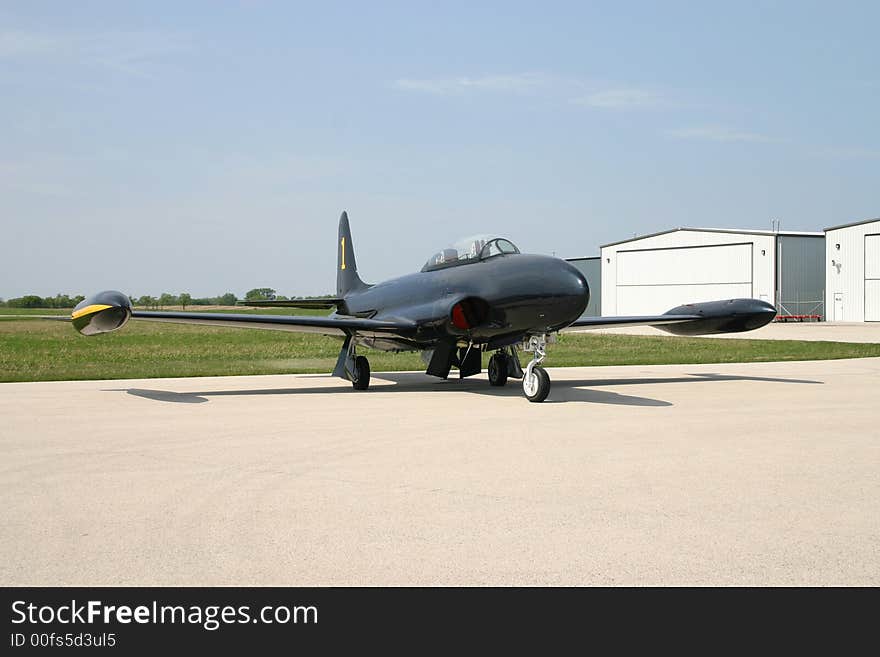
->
[238,298,342,310]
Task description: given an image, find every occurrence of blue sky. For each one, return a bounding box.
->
[1,1,878,297]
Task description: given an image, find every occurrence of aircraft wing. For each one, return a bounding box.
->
[567,314,699,329]
[127,311,413,336]
[237,298,343,310]
[69,292,415,337]
[565,299,777,336]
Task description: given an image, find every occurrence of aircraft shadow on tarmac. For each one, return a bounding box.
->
[108,371,821,407]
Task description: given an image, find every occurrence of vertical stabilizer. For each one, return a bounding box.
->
[337,211,366,296]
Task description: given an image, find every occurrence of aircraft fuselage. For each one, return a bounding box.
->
[337,253,590,350]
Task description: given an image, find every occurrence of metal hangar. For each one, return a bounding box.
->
[825,218,880,322]
[599,228,825,318]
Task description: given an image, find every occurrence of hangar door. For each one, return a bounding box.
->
[616,243,753,315]
[866,235,880,322]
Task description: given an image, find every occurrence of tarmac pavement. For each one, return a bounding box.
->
[1,358,878,585]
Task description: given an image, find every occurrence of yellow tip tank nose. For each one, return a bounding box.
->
[71,291,132,336]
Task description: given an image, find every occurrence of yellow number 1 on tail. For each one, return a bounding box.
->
[340,237,346,270]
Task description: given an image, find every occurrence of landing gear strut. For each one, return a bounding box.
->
[522,335,551,402]
[334,335,371,390]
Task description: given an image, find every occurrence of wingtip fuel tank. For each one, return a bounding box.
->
[658,298,777,336]
[71,290,132,335]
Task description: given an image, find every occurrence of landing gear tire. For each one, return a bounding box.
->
[523,366,550,403]
[352,355,371,390]
[488,353,508,387]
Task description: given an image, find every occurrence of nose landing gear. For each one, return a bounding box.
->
[522,334,551,402]
[488,340,550,401]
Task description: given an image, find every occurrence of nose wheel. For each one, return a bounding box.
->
[523,366,550,402]
[522,335,551,402]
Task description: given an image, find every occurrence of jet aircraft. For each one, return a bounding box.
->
[71,212,777,402]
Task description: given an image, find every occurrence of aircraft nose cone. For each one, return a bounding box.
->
[554,260,590,322]
[745,299,777,329]
[562,260,589,295]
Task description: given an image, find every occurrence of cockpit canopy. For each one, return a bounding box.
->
[422,235,520,272]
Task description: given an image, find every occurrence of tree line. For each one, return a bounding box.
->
[0,288,333,309]
[1,294,86,308]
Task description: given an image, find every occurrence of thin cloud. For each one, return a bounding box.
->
[0,29,192,77]
[665,125,776,143]
[573,88,671,110]
[393,73,553,95]
[0,31,63,57]
[393,74,685,114]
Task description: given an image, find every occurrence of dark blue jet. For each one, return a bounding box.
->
[72,212,777,402]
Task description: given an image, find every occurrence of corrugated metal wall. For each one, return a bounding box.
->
[865,235,880,321]
[825,220,880,321]
[566,257,601,317]
[776,235,825,319]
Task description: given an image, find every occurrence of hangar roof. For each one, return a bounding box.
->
[824,217,880,232]
[601,227,824,249]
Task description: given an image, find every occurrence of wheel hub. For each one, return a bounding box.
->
[523,370,539,396]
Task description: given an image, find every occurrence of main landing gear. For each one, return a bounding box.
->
[522,334,551,403]
[487,351,509,387]
[352,355,370,390]
[335,336,371,390]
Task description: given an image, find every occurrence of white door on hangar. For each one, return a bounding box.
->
[833,293,844,321]
[615,243,754,315]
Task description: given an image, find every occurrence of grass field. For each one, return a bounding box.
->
[2,314,880,382]
[0,307,70,316]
